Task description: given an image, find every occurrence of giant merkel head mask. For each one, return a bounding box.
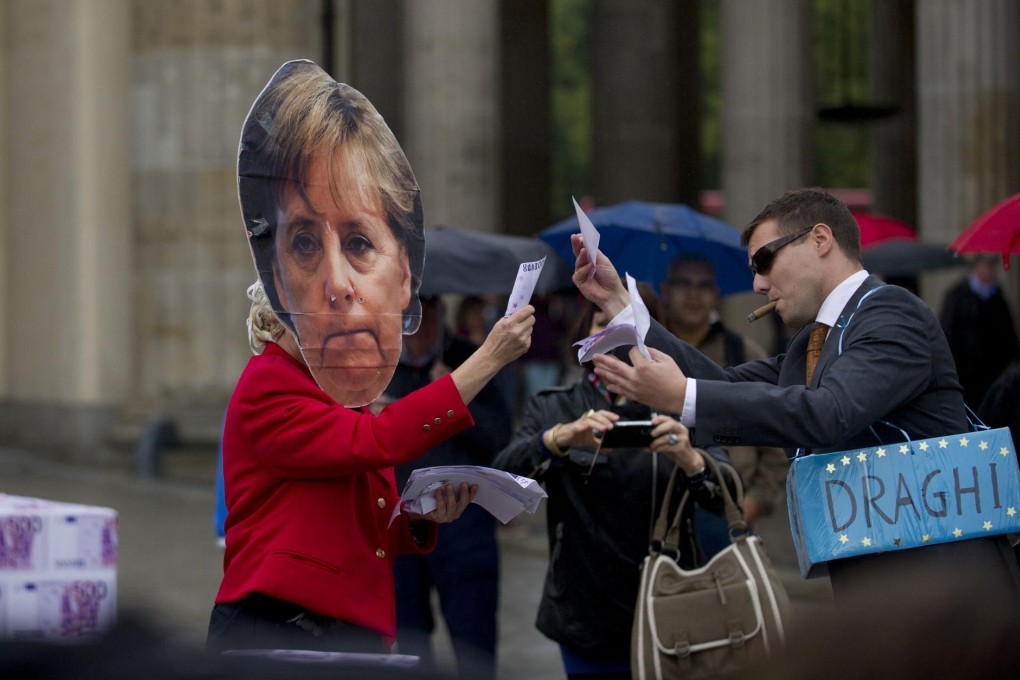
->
[238,60,425,407]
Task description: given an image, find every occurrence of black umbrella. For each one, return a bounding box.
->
[861,238,964,277]
[419,225,574,297]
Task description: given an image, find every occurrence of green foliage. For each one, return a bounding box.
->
[549,0,592,218]
[813,0,870,187]
[548,0,872,215]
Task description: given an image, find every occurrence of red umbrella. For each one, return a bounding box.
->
[851,211,916,246]
[950,193,1020,270]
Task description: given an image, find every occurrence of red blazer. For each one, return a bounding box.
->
[215,342,474,639]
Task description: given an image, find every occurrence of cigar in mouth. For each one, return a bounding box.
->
[747,300,777,323]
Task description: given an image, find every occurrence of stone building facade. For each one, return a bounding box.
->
[0,0,1016,460]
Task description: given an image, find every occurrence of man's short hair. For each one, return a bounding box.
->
[742,187,862,263]
[666,253,717,282]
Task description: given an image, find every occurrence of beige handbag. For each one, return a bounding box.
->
[632,450,791,680]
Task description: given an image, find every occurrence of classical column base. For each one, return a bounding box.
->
[0,400,122,464]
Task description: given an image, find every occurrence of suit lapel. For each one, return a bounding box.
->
[781,326,812,387]
[809,275,885,387]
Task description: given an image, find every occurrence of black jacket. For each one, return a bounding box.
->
[492,378,731,662]
[389,332,513,489]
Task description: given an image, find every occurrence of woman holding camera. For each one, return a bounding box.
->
[493,289,732,680]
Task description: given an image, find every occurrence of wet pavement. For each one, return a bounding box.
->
[0,446,829,679]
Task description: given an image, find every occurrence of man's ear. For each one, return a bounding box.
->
[814,222,836,256]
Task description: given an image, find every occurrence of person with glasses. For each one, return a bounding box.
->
[568,187,1020,604]
[660,254,789,553]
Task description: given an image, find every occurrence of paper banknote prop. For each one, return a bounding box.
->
[394,465,547,525]
[238,59,426,407]
[574,274,651,363]
[0,494,118,639]
[786,427,1020,578]
[573,196,600,280]
[505,257,546,316]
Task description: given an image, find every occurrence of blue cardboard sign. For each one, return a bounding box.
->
[787,427,1020,578]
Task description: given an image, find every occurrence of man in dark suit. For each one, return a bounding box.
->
[569,187,1020,602]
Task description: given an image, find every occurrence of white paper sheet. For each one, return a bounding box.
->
[505,256,546,317]
[574,274,651,362]
[391,465,547,526]
[573,196,600,280]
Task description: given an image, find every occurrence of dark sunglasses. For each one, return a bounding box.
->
[749,226,814,275]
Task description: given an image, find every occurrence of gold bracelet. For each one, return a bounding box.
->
[544,423,568,458]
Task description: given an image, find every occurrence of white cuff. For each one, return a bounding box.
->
[681,378,697,427]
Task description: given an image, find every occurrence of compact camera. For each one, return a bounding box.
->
[601,420,654,448]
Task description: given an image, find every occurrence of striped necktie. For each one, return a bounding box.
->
[805,322,828,385]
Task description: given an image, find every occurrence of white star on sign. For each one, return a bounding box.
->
[952,528,963,538]
[922,534,931,543]
[857,452,867,462]
[959,437,969,447]
[983,521,993,531]
[979,441,989,451]
[1002,447,1011,457]
[876,448,886,457]
[839,534,849,544]
[899,444,909,454]
[862,537,872,547]
[938,439,948,449]
[841,455,851,466]
[1008,507,1017,517]
[919,441,929,451]
[826,463,836,474]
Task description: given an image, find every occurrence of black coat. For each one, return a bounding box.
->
[388,333,514,490]
[940,278,1020,408]
[492,378,731,662]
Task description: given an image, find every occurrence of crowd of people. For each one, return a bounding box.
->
[199,59,1020,679]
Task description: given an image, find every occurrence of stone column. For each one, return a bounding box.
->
[345,0,406,137]
[868,0,916,226]
[132,0,322,409]
[403,0,500,232]
[720,0,813,228]
[1,0,132,457]
[591,0,699,206]
[718,0,812,352]
[501,0,551,237]
[916,0,1020,313]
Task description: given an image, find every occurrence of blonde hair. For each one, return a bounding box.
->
[246,280,284,355]
[239,61,425,335]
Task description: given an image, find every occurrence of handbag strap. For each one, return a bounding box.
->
[649,462,684,550]
[651,450,748,556]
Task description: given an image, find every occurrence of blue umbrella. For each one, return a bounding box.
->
[539,201,753,296]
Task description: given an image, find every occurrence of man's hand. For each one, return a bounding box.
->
[570,233,629,318]
[592,346,687,415]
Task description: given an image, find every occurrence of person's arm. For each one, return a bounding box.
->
[590,318,784,417]
[450,305,535,405]
[687,446,735,517]
[240,353,477,477]
[492,387,606,477]
[569,233,630,318]
[695,287,945,450]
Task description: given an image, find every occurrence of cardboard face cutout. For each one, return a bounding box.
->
[238,60,425,407]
